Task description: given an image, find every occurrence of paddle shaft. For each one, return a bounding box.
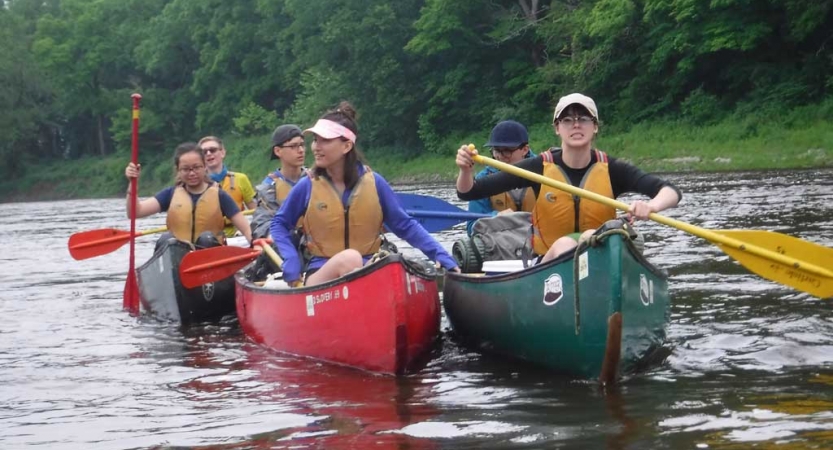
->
[472,153,833,279]
[72,226,168,251]
[93,210,255,247]
[261,243,284,268]
[69,209,255,261]
[124,94,142,314]
[178,239,282,288]
[405,209,489,220]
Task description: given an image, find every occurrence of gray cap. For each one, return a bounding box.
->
[269,124,303,160]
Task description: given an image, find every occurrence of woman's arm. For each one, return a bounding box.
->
[608,158,682,220]
[269,178,311,284]
[124,162,162,218]
[376,175,459,271]
[457,156,543,201]
[229,212,252,244]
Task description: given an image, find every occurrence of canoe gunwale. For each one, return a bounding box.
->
[446,229,667,284]
[237,252,438,293]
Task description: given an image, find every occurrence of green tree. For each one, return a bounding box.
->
[0,6,55,178]
[32,0,165,158]
[407,0,553,150]
[280,0,428,151]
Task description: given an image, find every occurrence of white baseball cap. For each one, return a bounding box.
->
[553,93,598,122]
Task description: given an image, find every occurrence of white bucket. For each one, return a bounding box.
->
[226,236,249,247]
[481,260,526,275]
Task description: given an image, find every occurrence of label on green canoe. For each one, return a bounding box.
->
[543,274,564,306]
[578,252,589,280]
[639,274,654,306]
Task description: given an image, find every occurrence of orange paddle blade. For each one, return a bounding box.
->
[179,246,260,288]
[68,226,168,260]
[69,229,132,260]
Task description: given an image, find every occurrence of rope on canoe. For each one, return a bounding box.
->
[573,228,637,335]
[368,249,392,265]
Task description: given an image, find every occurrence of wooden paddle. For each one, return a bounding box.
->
[179,239,283,288]
[68,209,254,261]
[123,94,142,315]
[469,149,833,299]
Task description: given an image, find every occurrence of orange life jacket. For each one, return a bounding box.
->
[489,188,536,213]
[219,172,245,207]
[302,169,383,257]
[166,184,226,244]
[268,172,295,208]
[531,150,616,254]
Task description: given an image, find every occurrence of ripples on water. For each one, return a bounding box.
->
[1,170,831,449]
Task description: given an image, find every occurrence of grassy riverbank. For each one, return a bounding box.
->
[2,108,831,203]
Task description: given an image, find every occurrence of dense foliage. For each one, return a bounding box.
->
[1,0,831,182]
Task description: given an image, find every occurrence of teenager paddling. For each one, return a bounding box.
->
[456,93,681,263]
[125,142,252,251]
[270,102,459,287]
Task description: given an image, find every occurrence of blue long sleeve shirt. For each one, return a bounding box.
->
[270,165,458,284]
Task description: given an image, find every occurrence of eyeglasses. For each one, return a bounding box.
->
[558,116,595,127]
[280,143,305,150]
[201,147,222,154]
[178,165,205,174]
[492,146,522,157]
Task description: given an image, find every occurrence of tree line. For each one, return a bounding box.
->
[2,0,831,179]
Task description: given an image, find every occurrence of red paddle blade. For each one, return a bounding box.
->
[179,246,260,288]
[123,271,140,315]
[68,228,131,260]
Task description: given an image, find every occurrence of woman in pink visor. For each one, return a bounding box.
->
[269,101,459,287]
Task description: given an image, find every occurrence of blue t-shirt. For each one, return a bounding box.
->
[154,186,241,218]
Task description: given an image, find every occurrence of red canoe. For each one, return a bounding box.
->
[234,254,441,375]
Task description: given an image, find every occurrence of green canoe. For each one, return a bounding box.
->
[443,226,670,384]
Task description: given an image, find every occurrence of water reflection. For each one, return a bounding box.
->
[0,169,832,448]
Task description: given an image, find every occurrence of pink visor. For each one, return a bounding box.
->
[303,119,356,143]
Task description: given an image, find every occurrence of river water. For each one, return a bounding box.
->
[1,169,832,449]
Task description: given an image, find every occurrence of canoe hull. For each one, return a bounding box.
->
[235,254,440,375]
[443,233,669,383]
[136,240,236,324]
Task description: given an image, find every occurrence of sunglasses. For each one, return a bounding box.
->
[201,147,222,154]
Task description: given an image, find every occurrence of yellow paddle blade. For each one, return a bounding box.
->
[715,230,833,299]
[715,230,833,271]
[719,244,833,299]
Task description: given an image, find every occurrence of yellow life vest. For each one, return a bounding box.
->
[269,171,305,232]
[268,172,295,208]
[302,169,383,258]
[220,172,244,207]
[166,184,226,244]
[531,150,616,255]
[220,171,256,237]
[489,188,536,213]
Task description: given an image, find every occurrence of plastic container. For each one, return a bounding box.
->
[481,260,526,275]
